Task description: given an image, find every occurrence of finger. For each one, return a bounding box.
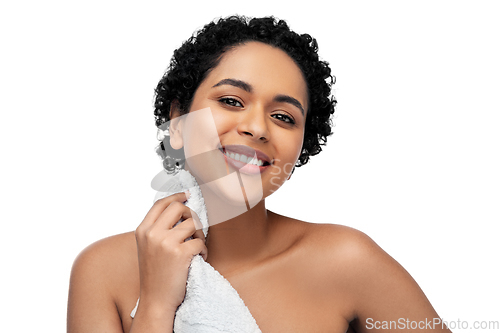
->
[181,237,208,261]
[192,228,206,242]
[167,218,206,244]
[190,210,203,230]
[138,192,188,230]
[153,201,194,231]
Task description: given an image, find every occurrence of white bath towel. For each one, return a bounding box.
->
[131,170,261,333]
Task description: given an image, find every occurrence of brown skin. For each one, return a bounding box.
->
[67,43,451,332]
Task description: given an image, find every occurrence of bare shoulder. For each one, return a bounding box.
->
[269,212,384,286]
[71,232,137,282]
[69,231,139,306]
[270,212,381,266]
[283,220,388,285]
[68,232,139,333]
[288,221,450,332]
[301,222,389,267]
[292,220,418,295]
[74,231,137,261]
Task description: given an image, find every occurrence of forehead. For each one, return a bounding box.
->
[200,42,308,110]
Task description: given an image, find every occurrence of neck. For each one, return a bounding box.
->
[199,182,274,274]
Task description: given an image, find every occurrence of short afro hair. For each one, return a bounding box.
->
[154,15,336,167]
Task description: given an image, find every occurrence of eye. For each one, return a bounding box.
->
[272,113,296,125]
[219,97,243,108]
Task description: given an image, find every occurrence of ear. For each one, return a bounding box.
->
[169,100,184,150]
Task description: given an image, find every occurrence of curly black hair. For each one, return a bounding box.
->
[154,15,336,167]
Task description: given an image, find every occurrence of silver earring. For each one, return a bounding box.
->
[157,128,169,141]
[156,127,185,175]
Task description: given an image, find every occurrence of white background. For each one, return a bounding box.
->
[1,1,498,332]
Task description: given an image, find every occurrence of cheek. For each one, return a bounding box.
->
[181,108,229,183]
[182,108,220,159]
[283,130,305,162]
[210,110,233,137]
[293,135,304,159]
[264,131,304,194]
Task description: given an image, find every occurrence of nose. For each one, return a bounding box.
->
[237,105,270,142]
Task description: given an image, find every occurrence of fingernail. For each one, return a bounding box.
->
[185,190,191,199]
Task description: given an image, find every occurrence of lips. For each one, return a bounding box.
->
[219,144,272,174]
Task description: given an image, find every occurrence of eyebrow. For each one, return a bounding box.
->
[212,78,252,92]
[212,78,305,116]
[274,94,305,116]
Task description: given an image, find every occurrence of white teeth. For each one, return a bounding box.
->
[224,150,265,167]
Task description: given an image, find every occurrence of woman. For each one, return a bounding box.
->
[67,16,451,332]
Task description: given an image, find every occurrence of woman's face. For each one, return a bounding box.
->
[171,41,308,208]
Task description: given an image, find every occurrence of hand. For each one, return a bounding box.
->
[134,192,207,315]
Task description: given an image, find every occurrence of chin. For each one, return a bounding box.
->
[201,171,264,207]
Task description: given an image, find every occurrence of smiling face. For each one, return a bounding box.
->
[170,41,308,208]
